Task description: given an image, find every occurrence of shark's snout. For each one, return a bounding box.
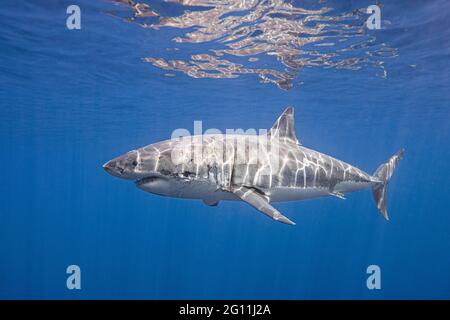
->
[103,151,144,180]
[103,159,124,176]
[103,160,112,172]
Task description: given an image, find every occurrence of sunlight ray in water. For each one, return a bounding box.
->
[109,0,398,90]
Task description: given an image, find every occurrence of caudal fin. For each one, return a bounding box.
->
[372,149,404,220]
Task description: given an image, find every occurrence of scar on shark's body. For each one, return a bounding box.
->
[104,107,404,225]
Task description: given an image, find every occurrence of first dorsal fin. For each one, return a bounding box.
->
[268,106,300,145]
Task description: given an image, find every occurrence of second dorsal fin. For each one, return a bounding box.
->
[268,106,300,145]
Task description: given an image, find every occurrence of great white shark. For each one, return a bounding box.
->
[103,107,403,225]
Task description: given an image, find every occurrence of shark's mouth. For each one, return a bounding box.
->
[135,176,157,186]
[135,175,169,187]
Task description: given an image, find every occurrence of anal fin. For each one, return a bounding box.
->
[231,186,296,225]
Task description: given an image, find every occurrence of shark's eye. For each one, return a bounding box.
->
[132,160,138,167]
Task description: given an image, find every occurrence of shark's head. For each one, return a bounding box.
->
[104,142,181,197]
[103,150,143,180]
[103,141,175,183]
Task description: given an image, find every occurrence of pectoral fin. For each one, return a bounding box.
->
[231,186,296,225]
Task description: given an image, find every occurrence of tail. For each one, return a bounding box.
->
[372,149,404,220]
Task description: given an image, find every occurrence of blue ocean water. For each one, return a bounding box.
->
[0,0,449,299]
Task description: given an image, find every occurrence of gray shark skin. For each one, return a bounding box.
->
[104,107,404,225]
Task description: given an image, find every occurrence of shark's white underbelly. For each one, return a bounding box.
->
[263,187,330,202]
[138,176,374,202]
